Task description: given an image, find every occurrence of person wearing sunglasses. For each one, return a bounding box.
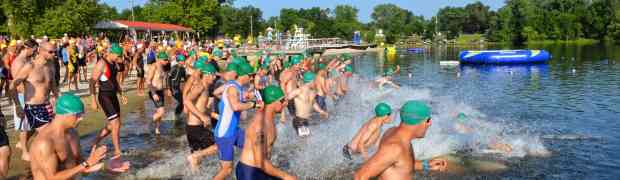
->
[355,100,448,180]
[10,42,60,160]
[343,103,394,161]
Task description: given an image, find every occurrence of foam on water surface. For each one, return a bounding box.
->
[126,75,550,179]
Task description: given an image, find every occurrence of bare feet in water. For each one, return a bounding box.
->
[187,154,200,173]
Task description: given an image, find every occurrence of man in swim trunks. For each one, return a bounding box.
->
[90,43,128,159]
[236,85,296,180]
[286,72,329,137]
[213,62,262,180]
[146,51,170,135]
[11,43,60,161]
[9,39,36,161]
[184,60,219,172]
[343,103,393,160]
[29,94,129,180]
[279,55,302,123]
[355,101,447,179]
[315,63,333,110]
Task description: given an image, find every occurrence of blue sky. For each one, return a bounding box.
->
[102,0,504,22]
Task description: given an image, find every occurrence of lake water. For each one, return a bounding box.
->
[83,44,620,179]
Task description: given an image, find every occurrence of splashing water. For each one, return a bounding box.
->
[125,75,549,179]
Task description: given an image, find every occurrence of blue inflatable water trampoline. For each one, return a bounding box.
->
[459,50,551,64]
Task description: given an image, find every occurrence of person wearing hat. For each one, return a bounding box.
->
[354,101,447,179]
[89,43,128,159]
[29,94,129,180]
[236,85,297,180]
[314,63,334,110]
[278,55,303,124]
[168,53,188,119]
[213,61,262,180]
[10,42,60,161]
[451,112,513,154]
[336,63,354,96]
[375,65,400,90]
[184,60,220,173]
[342,103,394,161]
[285,71,329,137]
[253,57,273,91]
[146,51,171,135]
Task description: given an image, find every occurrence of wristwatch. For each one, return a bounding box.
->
[81,161,90,169]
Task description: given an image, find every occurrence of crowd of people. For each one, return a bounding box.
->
[0,34,455,179]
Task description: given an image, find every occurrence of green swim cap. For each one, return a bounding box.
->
[232,56,246,65]
[457,112,468,122]
[384,67,394,76]
[261,85,285,105]
[400,100,431,125]
[194,59,216,74]
[345,64,353,72]
[213,48,223,58]
[291,55,303,65]
[193,59,206,70]
[303,71,316,84]
[230,48,238,57]
[201,63,217,75]
[177,54,186,61]
[342,53,352,60]
[158,52,169,60]
[263,56,271,65]
[237,62,254,77]
[198,56,208,62]
[375,103,392,117]
[55,93,84,115]
[318,63,326,70]
[261,61,270,70]
[226,63,239,73]
[189,50,196,57]
[110,43,123,56]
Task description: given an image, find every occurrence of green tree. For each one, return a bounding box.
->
[217,5,264,37]
[463,2,491,34]
[437,7,467,39]
[33,0,102,37]
[333,5,361,39]
[371,4,411,43]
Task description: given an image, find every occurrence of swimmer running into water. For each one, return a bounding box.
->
[355,101,447,179]
[184,60,219,172]
[375,65,400,90]
[236,85,297,180]
[286,72,329,137]
[343,103,393,160]
[453,112,513,154]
